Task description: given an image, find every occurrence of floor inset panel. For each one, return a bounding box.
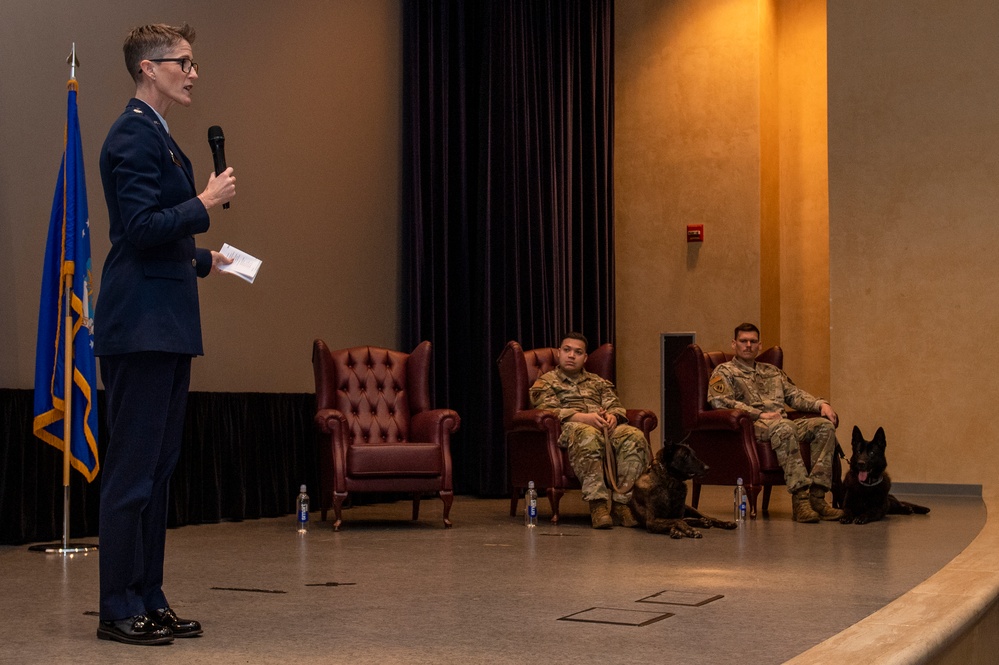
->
[637,589,724,607]
[558,606,673,626]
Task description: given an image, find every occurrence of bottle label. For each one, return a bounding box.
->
[298,506,309,523]
[528,500,537,518]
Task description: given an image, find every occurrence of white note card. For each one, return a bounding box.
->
[218,243,262,284]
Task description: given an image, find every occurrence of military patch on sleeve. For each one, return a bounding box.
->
[709,375,728,395]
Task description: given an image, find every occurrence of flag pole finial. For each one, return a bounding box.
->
[67,43,79,80]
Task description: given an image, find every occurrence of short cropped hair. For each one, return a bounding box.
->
[733,322,760,339]
[561,331,589,350]
[123,23,196,83]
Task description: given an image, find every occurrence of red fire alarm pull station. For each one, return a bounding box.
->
[687,224,704,243]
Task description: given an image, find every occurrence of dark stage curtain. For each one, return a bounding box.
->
[0,389,318,546]
[402,1,615,496]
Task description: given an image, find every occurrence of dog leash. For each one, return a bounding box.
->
[601,428,697,497]
[601,426,653,497]
[835,440,847,461]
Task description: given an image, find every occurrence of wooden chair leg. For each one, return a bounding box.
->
[332,491,347,531]
[760,485,773,518]
[510,489,520,517]
[440,490,454,528]
[747,485,763,519]
[547,487,565,524]
[412,493,422,520]
[691,481,702,508]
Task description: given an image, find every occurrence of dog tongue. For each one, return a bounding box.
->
[858,471,868,482]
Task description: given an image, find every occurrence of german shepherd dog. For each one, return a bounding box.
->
[840,426,930,524]
[629,441,738,538]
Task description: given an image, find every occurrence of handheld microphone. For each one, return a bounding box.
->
[207,125,229,209]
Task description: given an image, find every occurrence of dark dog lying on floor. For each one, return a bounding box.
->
[840,426,930,524]
[629,441,738,538]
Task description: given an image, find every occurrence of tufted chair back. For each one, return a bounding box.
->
[312,339,460,530]
[323,344,432,444]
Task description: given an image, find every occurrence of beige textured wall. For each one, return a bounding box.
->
[0,0,401,393]
[774,0,829,393]
[615,0,829,429]
[759,0,781,345]
[828,1,999,485]
[615,0,764,415]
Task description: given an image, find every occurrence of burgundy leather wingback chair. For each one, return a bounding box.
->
[675,343,841,518]
[497,341,658,524]
[312,340,460,531]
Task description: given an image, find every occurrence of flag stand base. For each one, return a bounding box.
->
[26,491,98,554]
[28,542,98,554]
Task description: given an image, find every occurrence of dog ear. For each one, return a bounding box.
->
[874,427,886,446]
[852,425,863,442]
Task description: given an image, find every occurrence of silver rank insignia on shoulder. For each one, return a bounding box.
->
[132,108,143,114]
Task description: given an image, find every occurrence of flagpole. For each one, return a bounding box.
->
[61,42,77,551]
[62,273,74,550]
[30,43,98,556]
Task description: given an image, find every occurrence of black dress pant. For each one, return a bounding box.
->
[98,351,191,621]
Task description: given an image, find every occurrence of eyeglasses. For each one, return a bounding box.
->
[149,57,198,74]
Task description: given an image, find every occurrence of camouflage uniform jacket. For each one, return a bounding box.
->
[707,359,826,420]
[529,368,628,425]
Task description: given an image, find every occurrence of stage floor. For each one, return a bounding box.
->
[0,486,984,665]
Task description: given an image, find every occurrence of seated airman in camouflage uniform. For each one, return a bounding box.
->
[529,332,649,529]
[707,323,843,523]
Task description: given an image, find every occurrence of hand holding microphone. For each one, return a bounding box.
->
[199,125,236,210]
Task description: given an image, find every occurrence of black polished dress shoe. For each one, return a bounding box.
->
[150,607,203,637]
[97,614,174,645]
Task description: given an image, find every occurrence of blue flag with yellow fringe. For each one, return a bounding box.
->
[33,79,99,482]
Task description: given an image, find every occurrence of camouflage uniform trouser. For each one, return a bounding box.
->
[754,417,836,494]
[560,423,649,503]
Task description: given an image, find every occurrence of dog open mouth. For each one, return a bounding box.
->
[857,470,883,486]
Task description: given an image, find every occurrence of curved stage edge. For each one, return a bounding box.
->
[787,487,999,665]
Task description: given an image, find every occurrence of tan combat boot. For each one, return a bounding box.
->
[809,486,844,521]
[791,488,820,523]
[589,500,613,529]
[611,502,638,528]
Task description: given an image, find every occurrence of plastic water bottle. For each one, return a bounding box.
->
[525,481,538,528]
[733,477,747,523]
[297,484,310,533]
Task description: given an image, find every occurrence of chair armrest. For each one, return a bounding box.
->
[694,408,754,431]
[314,408,349,491]
[314,408,348,435]
[510,408,562,433]
[412,409,459,491]
[625,409,658,439]
[411,409,461,443]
